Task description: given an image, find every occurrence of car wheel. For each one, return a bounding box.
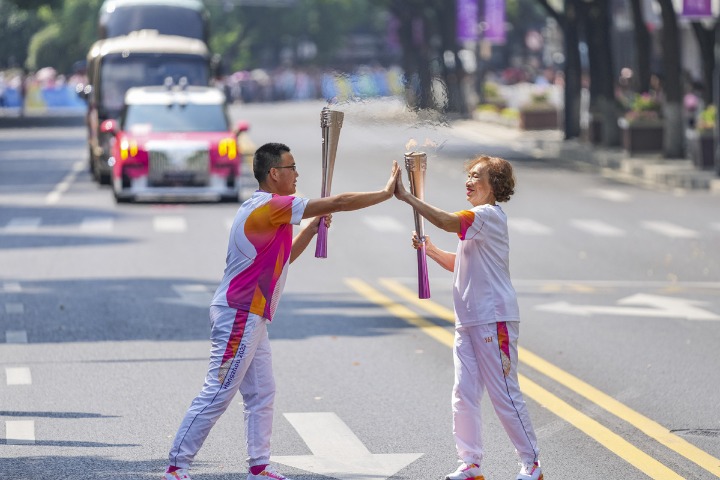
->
[113,188,130,203]
[98,171,112,185]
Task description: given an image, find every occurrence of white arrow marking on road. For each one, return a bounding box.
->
[273,412,422,480]
[641,221,699,239]
[508,218,553,235]
[535,293,719,321]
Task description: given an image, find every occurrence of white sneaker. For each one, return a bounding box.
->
[516,461,543,480]
[247,464,293,480]
[163,469,191,480]
[445,462,484,480]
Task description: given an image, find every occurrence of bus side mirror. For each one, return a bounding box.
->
[75,83,92,101]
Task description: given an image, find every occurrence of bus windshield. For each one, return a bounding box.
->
[100,5,206,40]
[100,54,209,114]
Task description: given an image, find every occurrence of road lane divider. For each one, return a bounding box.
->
[345,278,686,480]
[6,367,32,386]
[46,161,85,205]
[376,277,720,479]
[5,420,35,445]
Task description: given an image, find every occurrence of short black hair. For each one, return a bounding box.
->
[253,142,290,184]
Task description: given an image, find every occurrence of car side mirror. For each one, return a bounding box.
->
[235,120,249,134]
[100,119,118,134]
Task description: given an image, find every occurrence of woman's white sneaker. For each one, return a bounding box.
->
[445,462,485,480]
[516,461,543,480]
[163,469,191,480]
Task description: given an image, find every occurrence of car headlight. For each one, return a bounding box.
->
[218,138,237,160]
[120,138,139,160]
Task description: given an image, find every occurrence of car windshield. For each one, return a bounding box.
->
[122,103,229,133]
[100,54,209,114]
[100,6,206,40]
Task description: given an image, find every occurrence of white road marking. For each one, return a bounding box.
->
[5,330,28,343]
[80,217,114,232]
[584,188,632,202]
[5,420,35,445]
[535,294,719,321]
[642,221,699,239]
[6,367,32,386]
[153,216,187,232]
[571,219,625,237]
[508,218,553,235]
[3,282,22,293]
[4,217,41,232]
[4,303,24,314]
[362,215,405,233]
[46,161,85,205]
[273,412,423,480]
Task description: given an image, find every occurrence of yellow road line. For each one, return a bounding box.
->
[345,278,685,480]
[377,277,720,479]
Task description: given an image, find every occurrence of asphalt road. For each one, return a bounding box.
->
[0,100,719,480]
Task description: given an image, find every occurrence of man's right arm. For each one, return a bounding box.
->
[301,160,399,219]
[302,190,391,219]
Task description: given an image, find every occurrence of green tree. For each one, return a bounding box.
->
[25,0,100,73]
[0,0,44,69]
[206,0,384,73]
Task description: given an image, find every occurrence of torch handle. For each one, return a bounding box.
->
[314,216,328,258]
[417,243,431,299]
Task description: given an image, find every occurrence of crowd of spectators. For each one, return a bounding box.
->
[218,64,405,104]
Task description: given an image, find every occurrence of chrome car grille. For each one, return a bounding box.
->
[147,144,210,187]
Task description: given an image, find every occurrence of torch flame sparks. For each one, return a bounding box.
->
[405,139,418,151]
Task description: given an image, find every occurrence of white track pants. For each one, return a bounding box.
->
[168,308,275,469]
[452,321,539,466]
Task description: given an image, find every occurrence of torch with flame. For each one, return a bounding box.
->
[315,106,344,258]
[404,147,431,299]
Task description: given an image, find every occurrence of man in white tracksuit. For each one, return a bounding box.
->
[163,142,400,480]
[394,154,543,480]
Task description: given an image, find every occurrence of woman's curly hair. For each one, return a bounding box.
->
[464,155,515,202]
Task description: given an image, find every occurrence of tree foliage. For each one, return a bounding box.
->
[206,0,385,72]
[0,0,44,69]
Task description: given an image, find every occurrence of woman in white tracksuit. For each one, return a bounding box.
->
[394,154,543,480]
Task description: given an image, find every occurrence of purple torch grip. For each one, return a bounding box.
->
[417,243,431,299]
[314,216,328,258]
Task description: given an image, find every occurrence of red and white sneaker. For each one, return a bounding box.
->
[516,461,543,480]
[163,468,191,480]
[247,465,294,480]
[445,462,485,480]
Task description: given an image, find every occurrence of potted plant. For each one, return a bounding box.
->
[618,92,664,154]
[481,82,507,110]
[519,90,559,130]
[688,105,715,169]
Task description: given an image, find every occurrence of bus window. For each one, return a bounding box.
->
[99,54,209,116]
[99,2,208,42]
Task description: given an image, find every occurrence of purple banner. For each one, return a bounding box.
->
[682,0,711,17]
[456,0,478,42]
[484,0,506,44]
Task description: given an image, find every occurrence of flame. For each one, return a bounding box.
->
[423,138,437,148]
[405,138,418,152]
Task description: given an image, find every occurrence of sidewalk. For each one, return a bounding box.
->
[453,117,720,194]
